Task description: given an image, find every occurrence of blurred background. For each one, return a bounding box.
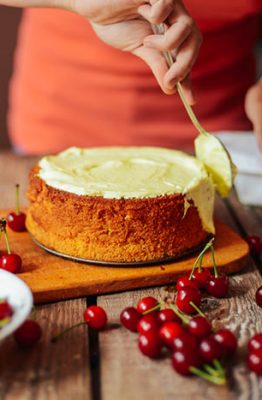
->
[0,6,21,149]
[0,6,261,152]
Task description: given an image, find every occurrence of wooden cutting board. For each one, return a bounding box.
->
[0,209,249,304]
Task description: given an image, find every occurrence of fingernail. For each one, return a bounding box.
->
[164,85,176,95]
[188,96,196,106]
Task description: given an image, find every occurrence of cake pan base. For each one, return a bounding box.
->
[31,235,212,267]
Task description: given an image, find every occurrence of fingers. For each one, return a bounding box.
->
[138,0,202,96]
[134,45,196,103]
[245,79,262,151]
[138,0,174,25]
[143,17,193,51]
[133,45,176,95]
[163,30,201,90]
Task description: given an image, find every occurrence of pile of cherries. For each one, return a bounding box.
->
[175,238,229,317]
[119,237,262,382]
[0,184,26,274]
[120,295,235,384]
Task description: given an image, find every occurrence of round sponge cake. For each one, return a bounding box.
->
[26,147,215,263]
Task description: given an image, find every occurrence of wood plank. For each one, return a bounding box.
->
[97,195,262,399]
[2,151,262,399]
[98,264,262,399]
[0,298,92,400]
[1,154,92,399]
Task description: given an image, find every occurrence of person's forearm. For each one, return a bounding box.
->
[0,0,69,9]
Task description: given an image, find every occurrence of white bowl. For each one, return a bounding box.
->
[0,270,33,342]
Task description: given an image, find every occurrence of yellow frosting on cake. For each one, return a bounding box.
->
[38,147,215,233]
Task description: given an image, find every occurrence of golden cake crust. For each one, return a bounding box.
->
[26,166,210,263]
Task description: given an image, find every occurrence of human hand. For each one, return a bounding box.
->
[69,0,202,102]
[245,77,262,152]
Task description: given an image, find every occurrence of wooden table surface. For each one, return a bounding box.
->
[0,151,262,400]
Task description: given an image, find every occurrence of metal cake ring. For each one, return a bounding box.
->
[30,235,213,268]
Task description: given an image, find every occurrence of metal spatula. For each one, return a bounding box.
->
[153,24,237,197]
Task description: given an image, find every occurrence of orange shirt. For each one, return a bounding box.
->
[8,2,262,154]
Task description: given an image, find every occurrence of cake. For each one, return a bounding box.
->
[26,147,215,263]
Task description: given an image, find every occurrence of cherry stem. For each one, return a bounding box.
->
[51,321,86,343]
[190,366,226,385]
[203,364,223,377]
[211,245,218,278]
[197,254,204,272]
[0,218,6,232]
[0,318,11,328]
[169,303,190,325]
[142,302,162,316]
[213,359,224,374]
[189,238,214,280]
[15,184,20,215]
[1,225,11,255]
[0,219,11,254]
[189,301,206,318]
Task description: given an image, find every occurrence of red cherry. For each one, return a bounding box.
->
[14,320,42,347]
[83,306,107,330]
[247,350,262,375]
[173,332,198,353]
[246,235,262,256]
[137,314,160,334]
[199,335,223,362]
[176,275,199,291]
[188,316,212,338]
[138,331,163,358]
[137,296,159,314]
[214,328,237,356]
[120,307,141,332]
[6,212,26,232]
[6,184,26,232]
[248,333,262,354]
[0,254,22,274]
[172,349,202,376]
[191,269,211,289]
[256,286,262,308]
[175,287,201,314]
[159,322,184,349]
[157,309,181,324]
[205,274,229,298]
[0,301,13,320]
